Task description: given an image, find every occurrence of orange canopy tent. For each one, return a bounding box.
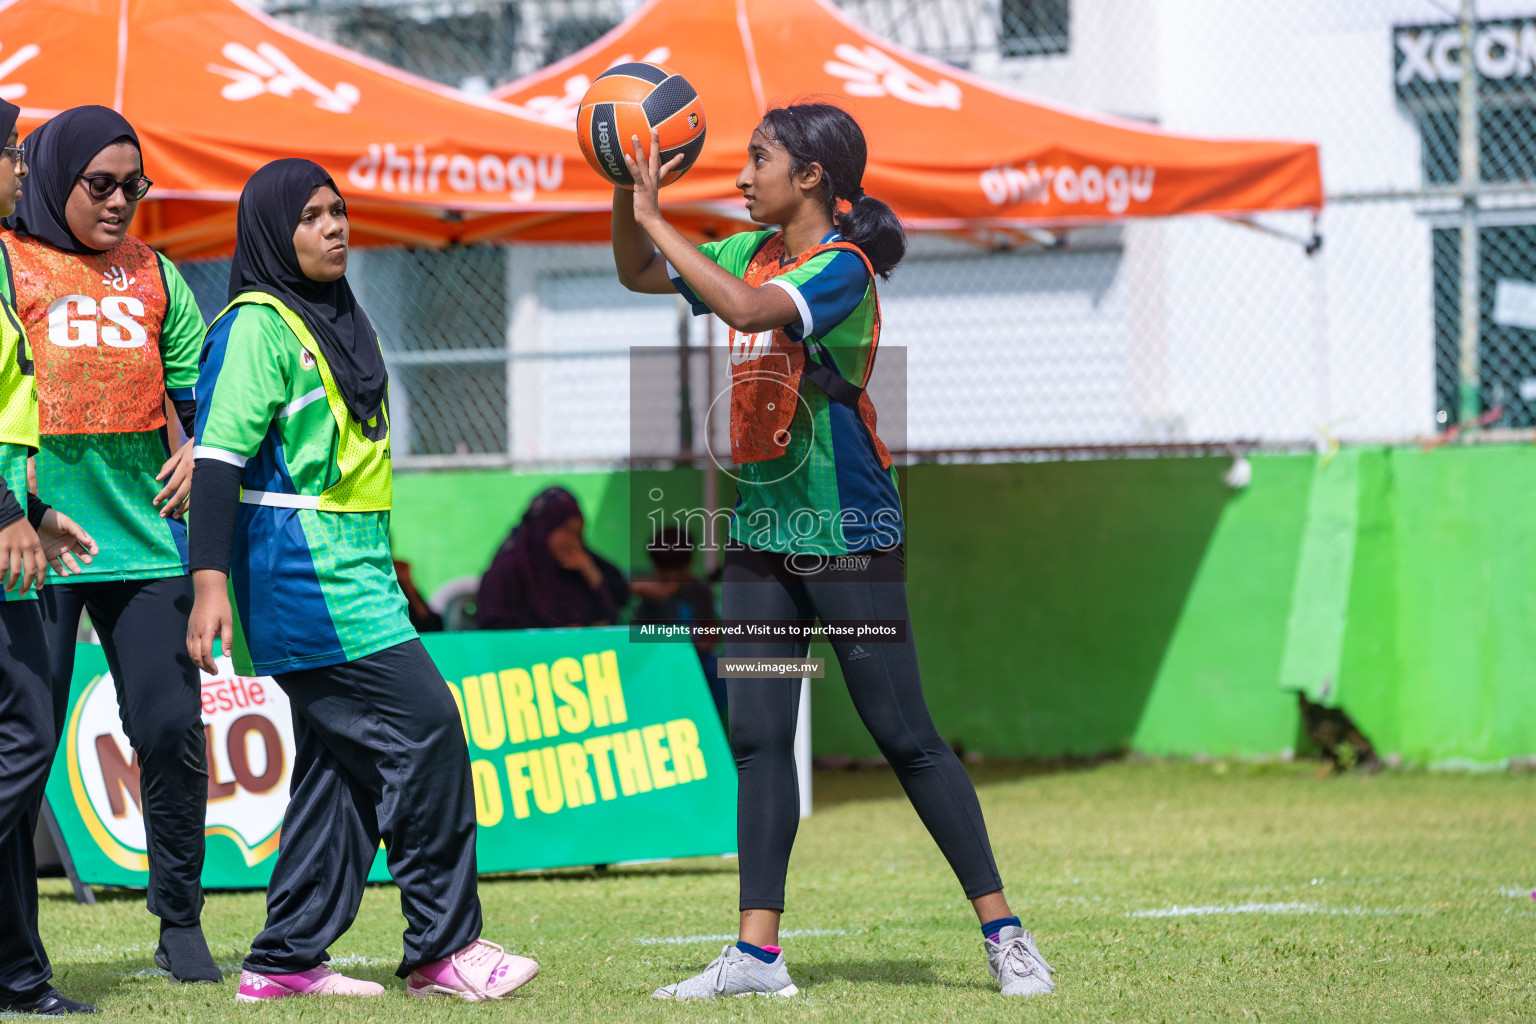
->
[0,0,619,258]
[494,0,1324,240]
[0,0,1321,258]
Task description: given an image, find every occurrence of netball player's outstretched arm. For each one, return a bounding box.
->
[614,130,801,334]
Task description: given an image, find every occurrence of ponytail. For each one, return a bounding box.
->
[835,194,905,281]
[760,103,907,279]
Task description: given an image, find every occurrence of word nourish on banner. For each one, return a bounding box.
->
[446,649,709,827]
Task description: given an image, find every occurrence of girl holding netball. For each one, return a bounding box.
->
[610,103,1055,999]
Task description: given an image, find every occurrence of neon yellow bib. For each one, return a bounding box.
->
[217,292,391,513]
[0,297,38,452]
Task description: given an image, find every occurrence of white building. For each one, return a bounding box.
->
[247,0,1536,464]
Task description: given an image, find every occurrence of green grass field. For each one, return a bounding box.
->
[35,761,1536,1022]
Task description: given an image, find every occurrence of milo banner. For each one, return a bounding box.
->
[44,628,736,889]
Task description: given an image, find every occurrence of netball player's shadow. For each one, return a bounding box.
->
[58,956,398,1010]
[479,861,736,886]
[803,958,970,989]
[40,885,144,904]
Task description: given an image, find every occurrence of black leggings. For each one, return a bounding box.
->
[245,639,481,978]
[723,543,1003,911]
[40,576,208,927]
[0,602,59,1002]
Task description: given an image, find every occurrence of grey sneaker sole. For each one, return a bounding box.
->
[652,982,800,1000]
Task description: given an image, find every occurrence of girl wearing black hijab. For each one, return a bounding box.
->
[0,97,102,1018]
[0,105,217,985]
[186,159,537,1004]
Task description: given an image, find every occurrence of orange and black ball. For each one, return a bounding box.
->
[577,62,706,189]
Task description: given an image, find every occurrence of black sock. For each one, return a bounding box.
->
[158,921,222,983]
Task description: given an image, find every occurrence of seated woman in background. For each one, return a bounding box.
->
[476,486,628,630]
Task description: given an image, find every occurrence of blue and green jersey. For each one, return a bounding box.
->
[3,248,205,582]
[671,229,903,556]
[195,303,413,676]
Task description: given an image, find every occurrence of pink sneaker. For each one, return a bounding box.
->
[407,940,538,1001]
[235,965,385,1002]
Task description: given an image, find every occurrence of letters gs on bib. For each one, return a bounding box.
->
[48,294,148,348]
[577,63,706,189]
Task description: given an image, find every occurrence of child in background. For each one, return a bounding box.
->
[630,526,723,720]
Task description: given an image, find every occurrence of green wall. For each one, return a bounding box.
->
[809,458,1253,759]
[1334,447,1536,764]
[391,446,1536,766]
[392,467,703,595]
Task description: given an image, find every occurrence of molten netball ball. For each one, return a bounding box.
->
[577,62,706,189]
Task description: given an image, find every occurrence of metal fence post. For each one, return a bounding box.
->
[1457,0,1482,428]
[677,294,694,457]
[703,314,720,576]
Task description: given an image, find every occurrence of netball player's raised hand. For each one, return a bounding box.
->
[624,129,685,227]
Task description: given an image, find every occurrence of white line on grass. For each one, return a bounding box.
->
[1129,902,1403,919]
[637,928,848,946]
[1498,886,1535,899]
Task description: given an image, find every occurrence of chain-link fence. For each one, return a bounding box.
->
[174,0,1536,468]
[264,0,627,91]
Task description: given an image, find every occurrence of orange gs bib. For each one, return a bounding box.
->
[4,230,169,435]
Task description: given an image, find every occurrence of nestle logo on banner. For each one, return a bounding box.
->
[1395,19,1536,103]
[69,659,293,871]
[347,144,564,202]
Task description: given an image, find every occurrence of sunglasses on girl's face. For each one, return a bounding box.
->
[76,173,152,202]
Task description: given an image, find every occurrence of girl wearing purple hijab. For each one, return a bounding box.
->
[476,486,629,631]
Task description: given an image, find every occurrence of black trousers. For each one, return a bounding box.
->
[723,544,1004,911]
[0,602,60,1002]
[40,576,208,927]
[244,640,482,979]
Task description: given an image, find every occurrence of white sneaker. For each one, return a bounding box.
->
[653,944,799,1000]
[986,925,1054,996]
